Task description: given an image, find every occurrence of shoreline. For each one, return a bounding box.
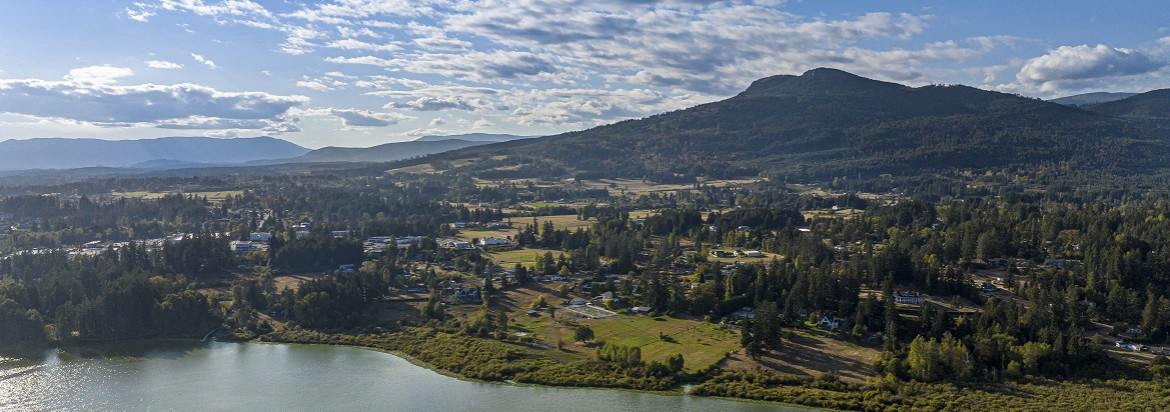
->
[250,336,825,411]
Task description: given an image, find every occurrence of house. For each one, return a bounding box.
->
[486,222,510,229]
[455,287,480,302]
[744,250,764,258]
[450,222,468,229]
[295,230,311,238]
[332,230,352,238]
[479,237,512,246]
[249,232,271,242]
[568,297,588,306]
[229,240,254,253]
[1126,326,1144,336]
[453,241,474,250]
[894,291,925,305]
[396,236,425,246]
[630,306,652,314]
[728,307,755,322]
[337,263,356,273]
[711,250,735,258]
[818,315,845,330]
[979,282,997,292]
[367,236,394,244]
[736,225,751,231]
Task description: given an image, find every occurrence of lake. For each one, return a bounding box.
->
[0,341,809,411]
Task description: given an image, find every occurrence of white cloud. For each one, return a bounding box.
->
[324,38,402,52]
[191,53,219,69]
[127,9,155,22]
[296,80,333,91]
[429,117,446,126]
[329,50,558,82]
[64,65,135,86]
[330,108,413,127]
[296,107,414,127]
[0,70,307,131]
[472,117,495,129]
[1012,44,1165,93]
[146,60,184,69]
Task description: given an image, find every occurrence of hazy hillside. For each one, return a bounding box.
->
[424,68,1166,181]
[0,136,309,171]
[287,139,491,163]
[1049,92,1138,106]
[413,133,536,143]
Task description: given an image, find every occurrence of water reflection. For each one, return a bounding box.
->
[0,341,808,412]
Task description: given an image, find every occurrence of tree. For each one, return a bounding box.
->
[574,324,595,342]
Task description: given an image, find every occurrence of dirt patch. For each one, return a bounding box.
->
[272,273,324,292]
[718,331,880,383]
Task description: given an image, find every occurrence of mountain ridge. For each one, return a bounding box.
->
[0,136,310,171]
[415,68,1167,181]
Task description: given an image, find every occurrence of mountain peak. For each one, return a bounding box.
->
[800,67,859,78]
[738,68,904,98]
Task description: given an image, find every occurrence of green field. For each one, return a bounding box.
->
[585,315,740,372]
[484,248,564,267]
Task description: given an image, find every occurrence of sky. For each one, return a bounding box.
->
[0,1,1168,149]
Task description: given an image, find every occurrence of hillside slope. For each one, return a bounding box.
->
[427,68,1165,180]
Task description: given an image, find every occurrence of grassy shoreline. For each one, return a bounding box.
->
[257,327,827,411]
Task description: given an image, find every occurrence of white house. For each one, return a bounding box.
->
[479,237,512,246]
[894,291,925,305]
[249,232,271,242]
[818,315,845,330]
[744,250,764,258]
[229,241,254,253]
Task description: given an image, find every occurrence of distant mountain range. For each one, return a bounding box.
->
[0,136,309,171]
[0,133,536,172]
[1048,92,1139,106]
[418,68,1170,181]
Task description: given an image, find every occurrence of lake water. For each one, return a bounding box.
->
[0,341,808,411]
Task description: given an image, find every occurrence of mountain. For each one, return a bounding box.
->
[0,136,309,171]
[284,139,490,164]
[421,68,1168,181]
[1049,92,1138,106]
[1082,89,1170,119]
[413,133,536,143]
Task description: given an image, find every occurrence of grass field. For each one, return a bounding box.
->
[483,248,565,267]
[581,315,741,372]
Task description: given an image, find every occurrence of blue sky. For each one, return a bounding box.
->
[0,1,1167,149]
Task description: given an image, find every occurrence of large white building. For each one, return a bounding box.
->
[894,291,925,305]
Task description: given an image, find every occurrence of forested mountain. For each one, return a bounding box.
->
[1083,89,1170,119]
[0,136,309,171]
[425,68,1170,181]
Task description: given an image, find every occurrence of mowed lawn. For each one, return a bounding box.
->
[583,315,741,372]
